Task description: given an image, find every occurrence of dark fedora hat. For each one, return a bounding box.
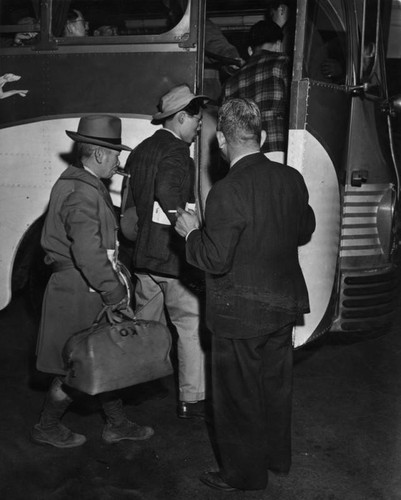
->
[66,115,132,151]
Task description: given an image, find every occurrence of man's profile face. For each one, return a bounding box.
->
[66,10,88,37]
[180,111,202,144]
[270,4,288,28]
[98,148,121,179]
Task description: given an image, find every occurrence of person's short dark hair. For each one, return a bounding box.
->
[77,142,97,159]
[66,9,81,23]
[181,98,204,117]
[249,19,283,50]
[218,98,262,145]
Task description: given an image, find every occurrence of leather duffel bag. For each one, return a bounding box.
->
[62,306,173,395]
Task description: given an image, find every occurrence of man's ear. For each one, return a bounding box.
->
[216,130,226,149]
[94,147,103,163]
[260,130,267,147]
[178,111,186,124]
[247,46,253,57]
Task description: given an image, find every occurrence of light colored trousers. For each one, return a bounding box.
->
[134,272,205,402]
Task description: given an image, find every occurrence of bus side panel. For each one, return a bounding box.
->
[289,80,350,347]
[0,50,197,127]
[0,47,198,309]
[0,116,156,309]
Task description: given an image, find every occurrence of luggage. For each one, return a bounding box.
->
[63,306,173,396]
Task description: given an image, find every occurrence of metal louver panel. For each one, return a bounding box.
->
[340,184,390,259]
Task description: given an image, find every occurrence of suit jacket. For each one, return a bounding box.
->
[36,165,125,374]
[223,50,289,153]
[186,152,315,339]
[125,129,196,278]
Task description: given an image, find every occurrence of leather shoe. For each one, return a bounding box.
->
[177,400,205,419]
[200,471,238,492]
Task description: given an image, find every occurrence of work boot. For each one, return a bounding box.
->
[31,377,87,448]
[100,396,154,443]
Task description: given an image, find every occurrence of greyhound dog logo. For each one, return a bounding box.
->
[0,73,29,100]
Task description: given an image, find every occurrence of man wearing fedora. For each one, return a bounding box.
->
[124,84,209,419]
[32,115,154,448]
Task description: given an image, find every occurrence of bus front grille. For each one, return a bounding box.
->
[331,268,399,332]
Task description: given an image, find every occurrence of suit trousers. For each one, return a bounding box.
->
[211,323,294,490]
[134,272,205,402]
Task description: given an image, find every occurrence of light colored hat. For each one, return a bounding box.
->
[66,115,131,151]
[152,84,209,121]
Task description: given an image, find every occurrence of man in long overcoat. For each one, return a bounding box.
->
[32,115,154,448]
[175,99,316,491]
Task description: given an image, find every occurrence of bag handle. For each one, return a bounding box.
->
[93,304,137,326]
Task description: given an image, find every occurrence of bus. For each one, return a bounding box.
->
[0,0,400,348]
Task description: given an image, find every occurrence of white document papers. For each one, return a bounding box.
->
[152,201,196,225]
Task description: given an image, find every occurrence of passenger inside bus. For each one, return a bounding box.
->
[268,0,295,59]
[203,19,245,103]
[93,25,119,37]
[222,19,290,164]
[63,9,89,37]
[162,0,243,102]
[13,16,40,46]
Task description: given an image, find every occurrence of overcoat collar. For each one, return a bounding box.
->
[60,165,116,214]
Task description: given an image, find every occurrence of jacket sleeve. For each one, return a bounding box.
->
[186,181,246,274]
[154,142,193,224]
[205,19,241,61]
[60,185,126,305]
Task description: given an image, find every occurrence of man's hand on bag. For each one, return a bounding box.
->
[111,295,129,311]
[108,295,130,322]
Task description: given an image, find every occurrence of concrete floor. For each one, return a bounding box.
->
[1,292,401,500]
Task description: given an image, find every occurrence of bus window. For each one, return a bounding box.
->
[0,0,40,48]
[57,0,189,39]
[359,0,383,99]
[303,0,346,85]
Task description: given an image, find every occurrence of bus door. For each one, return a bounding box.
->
[291,0,399,347]
[0,0,205,309]
[330,0,399,334]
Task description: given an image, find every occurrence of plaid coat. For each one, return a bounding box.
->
[223,50,290,153]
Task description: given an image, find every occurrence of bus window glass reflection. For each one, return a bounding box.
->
[303,0,346,84]
[0,0,40,48]
[56,0,188,38]
[360,0,382,98]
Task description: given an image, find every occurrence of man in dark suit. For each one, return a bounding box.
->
[175,98,315,492]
